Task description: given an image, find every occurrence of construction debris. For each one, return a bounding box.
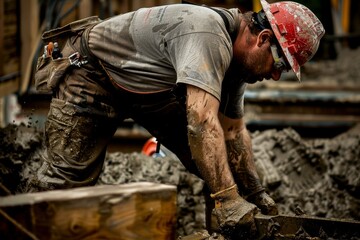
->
[0,123,359,238]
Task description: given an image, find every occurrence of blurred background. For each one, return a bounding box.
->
[0,0,359,152]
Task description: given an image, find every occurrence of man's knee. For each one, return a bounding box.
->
[37,98,116,190]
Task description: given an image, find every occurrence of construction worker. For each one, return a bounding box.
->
[33,0,324,237]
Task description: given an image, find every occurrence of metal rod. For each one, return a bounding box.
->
[0,208,40,240]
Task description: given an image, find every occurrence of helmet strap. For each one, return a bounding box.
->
[252,10,271,31]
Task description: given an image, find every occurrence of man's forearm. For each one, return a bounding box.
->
[225,127,264,196]
[187,109,235,193]
[185,85,238,194]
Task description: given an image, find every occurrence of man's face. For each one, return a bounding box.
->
[232,31,288,84]
[233,45,283,84]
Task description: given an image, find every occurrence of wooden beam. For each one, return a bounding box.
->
[20,0,39,95]
[0,182,177,240]
[79,0,93,19]
[0,78,19,98]
[0,0,4,76]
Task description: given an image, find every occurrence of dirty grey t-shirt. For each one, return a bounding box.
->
[88,4,247,117]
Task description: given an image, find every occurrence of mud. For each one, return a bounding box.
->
[0,124,43,195]
[252,125,360,220]
[301,47,360,86]
[1,123,359,237]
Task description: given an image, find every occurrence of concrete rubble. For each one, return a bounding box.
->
[0,122,359,237]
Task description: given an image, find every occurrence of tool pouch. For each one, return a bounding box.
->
[34,16,101,92]
[35,54,73,92]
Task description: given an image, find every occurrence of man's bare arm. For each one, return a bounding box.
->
[186,85,235,193]
[219,113,264,195]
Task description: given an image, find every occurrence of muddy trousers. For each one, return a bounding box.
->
[35,99,118,189]
[35,92,196,190]
[31,29,124,190]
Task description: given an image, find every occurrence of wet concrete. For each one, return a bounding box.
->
[253,125,360,220]
[1,123,359,237]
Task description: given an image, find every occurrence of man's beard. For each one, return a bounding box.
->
[233,50,266,84]
[234,64,263,84]
[244,75,261,84]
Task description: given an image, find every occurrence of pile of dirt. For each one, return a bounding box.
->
[252,125,360,220]
[301,47,360,87]
[0,123,359,237]
[0,124,43,195]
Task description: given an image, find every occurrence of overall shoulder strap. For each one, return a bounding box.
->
[182,1,236,42]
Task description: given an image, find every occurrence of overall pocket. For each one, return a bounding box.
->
[35,55,73,92]
[47,57,72,90]
[34,56,52,92]
[34,16,101,92]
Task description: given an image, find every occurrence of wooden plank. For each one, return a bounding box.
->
[20,0,39,95]
[79,0,93,19]
[247,81,360,92]
[0,182,177,240]
[0,0,4,76]
[0,77,19,98]
[60,1,80,26]
[132,0,153,11]
[2,0,19,77]
[248,113,360,123]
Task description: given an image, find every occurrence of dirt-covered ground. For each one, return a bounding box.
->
[301,47,360,87]
[1,47,360,238]
[1,122,359,237]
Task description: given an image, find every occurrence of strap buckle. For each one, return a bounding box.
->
[68,52,88,67]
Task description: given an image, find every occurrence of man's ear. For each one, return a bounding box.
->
[257,29,273,47]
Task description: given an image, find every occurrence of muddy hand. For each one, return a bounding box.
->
[211,185,259,237]
[248,190,278,215]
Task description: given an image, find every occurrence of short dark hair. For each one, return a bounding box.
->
[242,12,262,35]
[243,10,272,36]
[243,10,280,46]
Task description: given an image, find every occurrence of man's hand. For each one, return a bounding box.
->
[211,184,259,238]
[248,190,278,215]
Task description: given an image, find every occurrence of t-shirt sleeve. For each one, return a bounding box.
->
[219,79,247,119]
[166,33,232,101]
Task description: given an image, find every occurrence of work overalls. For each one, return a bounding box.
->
[32,17,197,191]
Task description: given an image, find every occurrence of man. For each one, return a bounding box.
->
[33,0,324,236]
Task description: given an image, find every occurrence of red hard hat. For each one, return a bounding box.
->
[260,0,325,81]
